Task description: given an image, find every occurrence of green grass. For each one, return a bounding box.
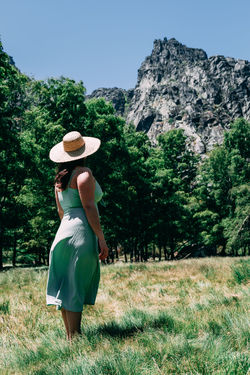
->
[0,257,249,374]
[231,260,250,285]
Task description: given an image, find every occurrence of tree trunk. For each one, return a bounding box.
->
[158,245,162,261]
[134,240,139,262]
[163,245,168,260]
[0,228,3,269]
[140,243,144,262]
[170,241,175,260]
[0,243,3,270]
[220,242,226,256]
[152,244,156,261]
[38,247,42,265]
[242,246,246,256]
[110,248,114,263]
[115,246,119,260]
[145,243,148,262]
[12,232,17,267]
[130,245,133,262]
[46,248,50,266]
[124,247,128,263]
[42,248,46,265]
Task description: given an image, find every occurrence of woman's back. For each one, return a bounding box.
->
[57,169,103,214]
[46,167,102,312]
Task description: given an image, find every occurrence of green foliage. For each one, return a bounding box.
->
[193,118,250,255]
[0,41,29,267]
[231,259,250,284]
[224,118,250,160]
[222,184,250,255]
[146,129,200,258]
[30,77,87,130]
[0,41,249,266]
[0,300,10,314]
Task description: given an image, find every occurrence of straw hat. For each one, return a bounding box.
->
[49,131,101,163]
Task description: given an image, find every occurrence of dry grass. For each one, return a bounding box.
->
[0,256,249,374]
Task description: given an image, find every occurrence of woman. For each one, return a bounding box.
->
[46,131,109,341]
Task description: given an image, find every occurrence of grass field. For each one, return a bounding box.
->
[0,257,249,375]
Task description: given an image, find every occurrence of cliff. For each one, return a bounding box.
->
[87,37,250,154]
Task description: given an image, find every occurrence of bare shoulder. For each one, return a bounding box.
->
[75,166,92,174]
[76,167,94,185]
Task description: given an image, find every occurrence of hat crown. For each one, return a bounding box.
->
[63,131,85,152]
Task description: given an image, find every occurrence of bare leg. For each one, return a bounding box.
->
[61,308,70,340]
[65,310,82,341]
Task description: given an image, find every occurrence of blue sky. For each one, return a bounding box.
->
[1,0,249,94]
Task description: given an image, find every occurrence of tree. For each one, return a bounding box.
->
[0,41,28,268]
[222,184,250,256]
[82,100,153,262]
[193,118,250,255]
[147,129,200,259]
[16,77,88,265]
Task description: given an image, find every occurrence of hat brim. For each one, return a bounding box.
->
[49,136,101,163]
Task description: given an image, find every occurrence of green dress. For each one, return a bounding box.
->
[46,169,103,312]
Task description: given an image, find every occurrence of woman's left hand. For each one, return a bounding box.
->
[98,238,109,260]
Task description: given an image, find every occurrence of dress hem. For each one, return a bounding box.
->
[46,302,96,312]
[46,295,96,312]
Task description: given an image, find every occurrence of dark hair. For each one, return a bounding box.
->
[54,158,86,191]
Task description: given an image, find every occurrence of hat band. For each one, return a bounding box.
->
[63,137,85,152]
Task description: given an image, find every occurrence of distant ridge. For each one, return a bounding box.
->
[88,37,250,154]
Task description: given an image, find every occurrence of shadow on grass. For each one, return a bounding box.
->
[83,308,176,339]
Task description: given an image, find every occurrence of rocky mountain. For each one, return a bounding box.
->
[87,37,250,155]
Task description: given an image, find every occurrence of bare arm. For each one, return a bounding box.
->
[55,186,64,220]
[77,168,108,260]
[77,169,104,239]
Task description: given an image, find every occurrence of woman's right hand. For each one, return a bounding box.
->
[98,238,109,260]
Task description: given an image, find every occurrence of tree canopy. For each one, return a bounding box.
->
[0,43,249,268]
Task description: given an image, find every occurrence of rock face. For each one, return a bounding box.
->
[87,87,133,117]
[87,37,250,155]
